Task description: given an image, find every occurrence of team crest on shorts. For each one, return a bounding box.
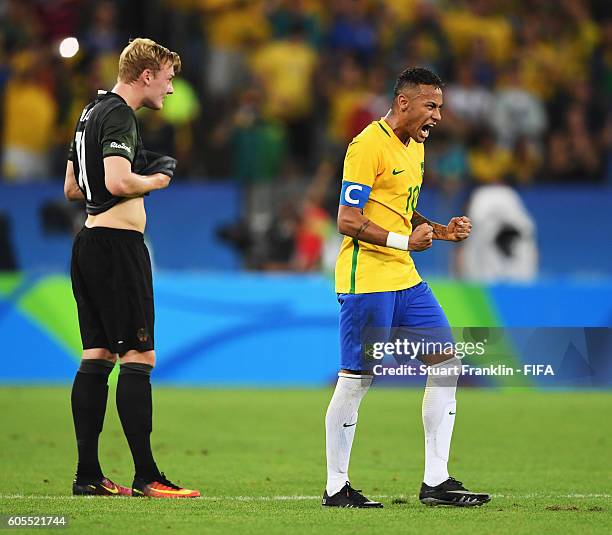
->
[137,327,149,343]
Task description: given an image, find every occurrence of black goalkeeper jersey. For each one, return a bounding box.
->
[68,91,142,215]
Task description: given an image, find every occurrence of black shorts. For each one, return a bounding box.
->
[70,226,155,354]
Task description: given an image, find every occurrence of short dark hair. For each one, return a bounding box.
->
[393,67,443,96]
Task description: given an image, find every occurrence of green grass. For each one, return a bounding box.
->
[0,387,610,534]
[0,272,22,297]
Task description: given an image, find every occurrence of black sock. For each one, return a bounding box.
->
[116,363,159,482]
[71,359,114,483]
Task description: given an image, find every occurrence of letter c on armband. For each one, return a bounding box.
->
[340,181,372,209]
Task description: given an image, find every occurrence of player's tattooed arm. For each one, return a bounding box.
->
[337,205,388,246]
[412,211,472,242]
[338,205,433,251]
[411,211,447,239]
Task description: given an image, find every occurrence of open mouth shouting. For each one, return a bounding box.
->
[419,122,436,140]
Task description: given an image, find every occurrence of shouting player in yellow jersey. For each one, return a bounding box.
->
[322,68,490,508]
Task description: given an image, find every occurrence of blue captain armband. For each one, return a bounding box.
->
[340,181,372,209]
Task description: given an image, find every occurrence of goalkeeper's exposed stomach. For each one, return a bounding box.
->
[86,195,147,231]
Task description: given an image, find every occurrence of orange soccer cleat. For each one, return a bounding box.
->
[132,473,200,498]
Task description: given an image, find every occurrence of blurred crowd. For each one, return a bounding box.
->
[1,0,611,270]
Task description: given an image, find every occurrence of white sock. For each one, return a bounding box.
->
[422,358,460,487]
[325,373,372,496]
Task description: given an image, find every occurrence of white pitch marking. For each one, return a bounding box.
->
[0,494,609,501]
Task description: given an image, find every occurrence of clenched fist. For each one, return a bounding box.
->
[446,216,471,241]
[409,223,433,251]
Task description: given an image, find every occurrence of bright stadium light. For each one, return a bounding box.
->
[59,37,79,58]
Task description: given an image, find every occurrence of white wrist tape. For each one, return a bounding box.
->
[386,232,409,251]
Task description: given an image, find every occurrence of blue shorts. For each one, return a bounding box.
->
[338,281,453,371]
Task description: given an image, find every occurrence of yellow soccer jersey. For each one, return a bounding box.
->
[335,119,424,294]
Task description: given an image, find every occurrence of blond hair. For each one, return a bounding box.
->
[117,38,181,83]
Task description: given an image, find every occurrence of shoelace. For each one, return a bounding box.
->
[155,472,181,490]
[345,484,365,499]
[447,477,470,492]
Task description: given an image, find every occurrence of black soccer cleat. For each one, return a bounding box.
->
[72,476,132,496]
[322,482,383,508]
[419,477,490,507]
